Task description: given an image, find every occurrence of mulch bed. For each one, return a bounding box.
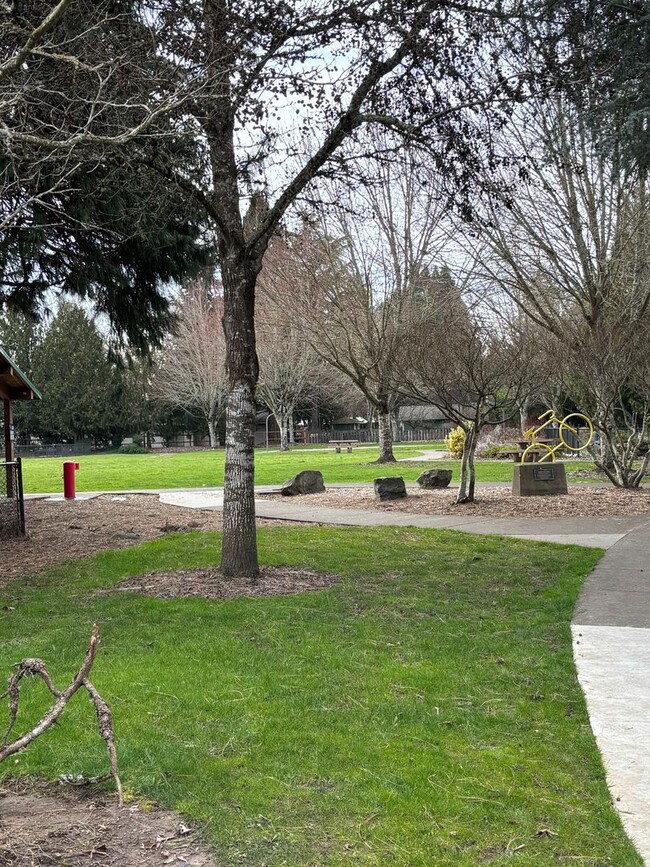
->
[113,565,339,600]
[0,778,215,866]
[1,495,285,585]
[273,484,650,518]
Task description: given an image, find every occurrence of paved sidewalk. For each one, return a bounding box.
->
[158,488,633,549]
[571,519,650,863]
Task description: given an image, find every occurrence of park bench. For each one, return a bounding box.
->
[330,439,359,454]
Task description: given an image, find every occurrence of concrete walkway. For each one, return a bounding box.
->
[571,519,650,863]
[30,484,650,862]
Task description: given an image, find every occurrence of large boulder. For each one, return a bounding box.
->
[374,476,407,501]
[281,470,326,496]
[417,469,452,489]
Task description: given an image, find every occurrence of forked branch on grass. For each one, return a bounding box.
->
[0,624,122,804]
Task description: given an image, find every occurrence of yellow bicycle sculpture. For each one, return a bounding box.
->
[521,409,594,463]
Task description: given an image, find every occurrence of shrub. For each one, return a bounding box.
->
[476,425,521,458]
[482,444,508,459]
[118,443,148,454]
[445,426,466,459]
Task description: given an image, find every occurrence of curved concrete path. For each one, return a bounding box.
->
[571,519,650,863]
[29,484,650,862]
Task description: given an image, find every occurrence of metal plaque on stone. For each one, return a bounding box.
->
[533,466,555,482]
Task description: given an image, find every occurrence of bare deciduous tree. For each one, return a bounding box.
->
[2,1,556,577]
[256,282,316,452]
[472,96,650,487]
[267,145,450,463]
[153,279,227,448]
[399,290,538,503]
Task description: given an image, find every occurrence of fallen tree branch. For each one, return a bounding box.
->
[0,624,122,803]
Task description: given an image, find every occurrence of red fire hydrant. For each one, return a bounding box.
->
[63,461,80,500]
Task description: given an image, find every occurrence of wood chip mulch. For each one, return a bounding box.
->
[279,484,650,518]
[1,494,284,585]
[112,565,339,601]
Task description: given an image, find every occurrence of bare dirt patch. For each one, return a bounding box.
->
[2,495,283,585]
[113,565,338,600]
[0,778,215,866]
[273,484,650,518]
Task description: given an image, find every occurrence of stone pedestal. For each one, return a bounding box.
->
[512,463,568,496]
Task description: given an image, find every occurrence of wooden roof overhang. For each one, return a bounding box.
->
[0,346,41,403]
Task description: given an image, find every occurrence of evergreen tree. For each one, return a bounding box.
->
[0,311,43,442]
[540,1,650,174]
[31,304,116,442]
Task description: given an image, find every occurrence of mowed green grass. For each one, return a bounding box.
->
[21,445,593,493]
[0,526,640,865]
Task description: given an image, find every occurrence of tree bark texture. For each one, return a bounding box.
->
[376,410,396,463]
[205,18,261,579]
[220,259,260,579]
[279,414,290,451]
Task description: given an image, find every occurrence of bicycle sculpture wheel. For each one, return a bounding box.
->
[521,409,594,464]
[558,413,594,452]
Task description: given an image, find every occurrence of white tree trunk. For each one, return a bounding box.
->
[377,410,396,463]
[390,411,400,443]
[207,417,218,448]
[279,414,290,451]
[519,396,531,433]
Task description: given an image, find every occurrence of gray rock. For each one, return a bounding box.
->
[281,470,326,496]
[374,476,407,501]
[417,469,452,489]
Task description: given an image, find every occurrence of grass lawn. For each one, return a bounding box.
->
[21,445,595,493]
[0,526,640,865]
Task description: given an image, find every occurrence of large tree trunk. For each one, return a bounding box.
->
[376,409,396,463]
[390,411,400,443]
[220,260,260,580]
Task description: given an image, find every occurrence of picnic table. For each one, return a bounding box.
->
[503,449,544,464]
[330,439,359,454]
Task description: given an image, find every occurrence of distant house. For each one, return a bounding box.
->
[398,404,452,431]
[331,416,368,434]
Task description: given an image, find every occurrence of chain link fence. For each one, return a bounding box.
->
[0,459,25,537]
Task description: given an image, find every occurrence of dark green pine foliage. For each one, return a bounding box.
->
[541,0,650,175]
[1,152,211,355]
[30,304,117,443]
[0,0,211,351]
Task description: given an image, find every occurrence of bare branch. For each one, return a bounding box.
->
[0,0,73,85]
[0,625,123,804]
